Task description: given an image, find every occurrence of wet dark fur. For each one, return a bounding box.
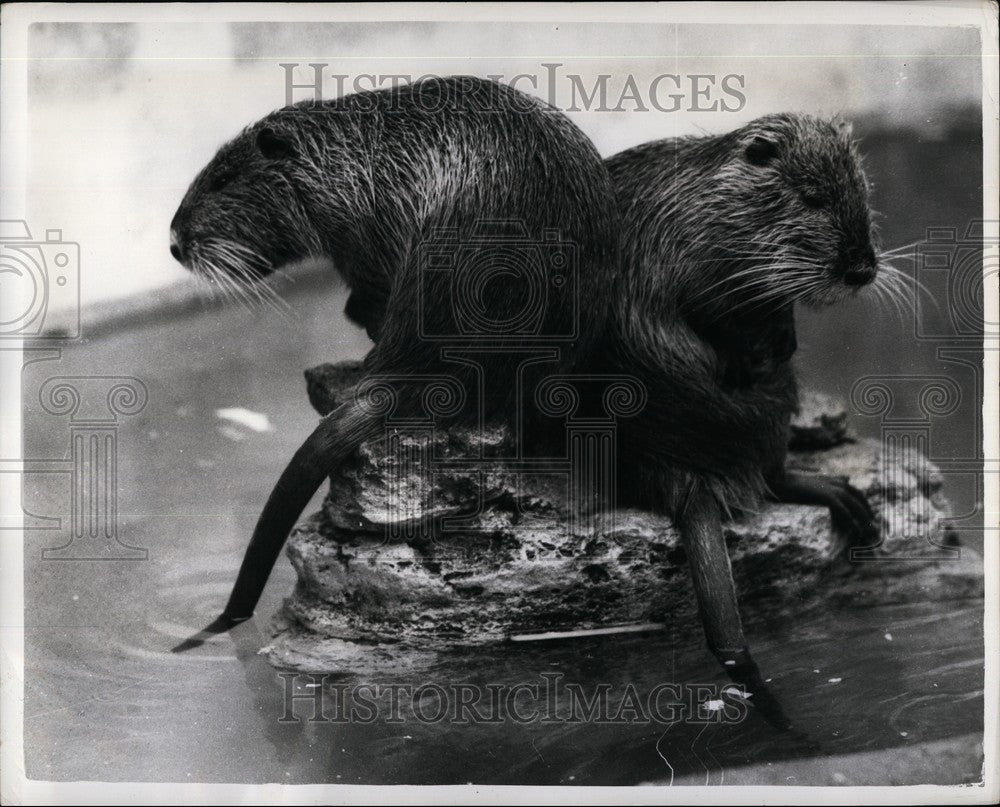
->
[171,88,879,728]
[605,114,879,514]
[169,76,621,638]
[595,115,880,728]
[172,76,616,418]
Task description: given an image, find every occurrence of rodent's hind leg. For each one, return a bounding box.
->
[769,471,879,556]
[678,486,793,731]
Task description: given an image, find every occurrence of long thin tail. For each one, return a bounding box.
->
[172,401,378,652]
[677,484,793,731]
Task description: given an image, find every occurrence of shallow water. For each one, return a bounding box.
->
[24,579,984,785]
[20,131,985,785]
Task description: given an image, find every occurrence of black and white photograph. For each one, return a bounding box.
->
[1,2,997,803]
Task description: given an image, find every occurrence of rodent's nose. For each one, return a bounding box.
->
[844,266,875,287]
[169,228,184,263]
[842,243,878,287]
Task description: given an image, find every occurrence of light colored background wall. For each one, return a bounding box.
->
[24,21,982,310]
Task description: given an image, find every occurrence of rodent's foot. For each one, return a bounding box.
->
[712,646,793,731]
[770,471,879,557]
[825,476,881,556]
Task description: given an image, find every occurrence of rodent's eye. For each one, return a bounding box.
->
[257,126,296,160]
[208,173,235,193]
[745,137,779,166]
[801,190,826,209]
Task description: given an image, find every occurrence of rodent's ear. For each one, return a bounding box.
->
[256,126,296,160]
[744,136,779,166]
[833,117,854,138]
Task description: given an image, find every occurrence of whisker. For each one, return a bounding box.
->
[877,262,941,320]
[193,238,294,317]
[724,276,822,314]
[880,240,926,257]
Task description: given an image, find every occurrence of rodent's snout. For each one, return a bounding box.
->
[844,266,876,287]
[170,204,192,267]
[841,244,877,287]
[169,227,184,264]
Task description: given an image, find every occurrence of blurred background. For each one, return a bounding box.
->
[16,19,987,785]
[25,21,982,307]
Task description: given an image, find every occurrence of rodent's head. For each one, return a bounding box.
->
[708,113,880,310]
[169,112,323,285]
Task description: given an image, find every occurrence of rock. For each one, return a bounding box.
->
[304,359,365,416]
[789,390,851,450]
[262,362,983,673]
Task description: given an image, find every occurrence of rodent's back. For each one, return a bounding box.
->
[171,77,620,421]
[336,78,619,374]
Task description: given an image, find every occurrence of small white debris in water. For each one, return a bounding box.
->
[403,735,412,740]
[703,699,725,712]
[217,424,246,442]
[900,731,908,737]
[722,685,751,700]
[724,660,736,666]
[71,594,79,601]
[832,772,848,784]
[568,775,576,781]
[828,677,842,684]
[215,407,273,433]
[304,682,322,689]
[813,669,820,674]
[885,633,893,641]
[765,678,772,683]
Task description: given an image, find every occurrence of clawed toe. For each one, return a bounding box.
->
[820,478,879,556]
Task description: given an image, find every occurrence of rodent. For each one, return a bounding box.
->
[168,74,619,641]
[604,114,880,724]
[605,113,879,513]
[170,85,880,728]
